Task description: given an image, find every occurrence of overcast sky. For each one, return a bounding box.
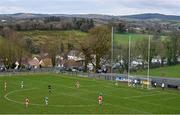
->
[0,0,180,16]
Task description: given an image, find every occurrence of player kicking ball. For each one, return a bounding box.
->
[45,97,48,106]
[21,81,24,88]
[76,81,80,88]
[98,94,103,106]
[25,97,30,108]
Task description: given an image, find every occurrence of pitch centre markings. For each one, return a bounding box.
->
[4,88,36,105]
[4,88,99,108]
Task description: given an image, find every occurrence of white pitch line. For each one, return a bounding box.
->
[3,85,150,113]
[126,96,180,111]
[123,92,162,99]
[4,88,36,105]
[4,88,99,108]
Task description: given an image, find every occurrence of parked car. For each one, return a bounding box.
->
[78,66,85,71]
[0,66,6,72]
[65,68,72,72]
[96,69,103,73]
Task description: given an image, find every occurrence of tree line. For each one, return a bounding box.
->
[113,30,180,73]
[0,26,111,70]
[0,17,94,32]
[0,25,179,73]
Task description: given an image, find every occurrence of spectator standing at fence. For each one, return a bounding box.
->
[133,79,137,87]
[161,83,165,90]
[140,81,144,89]
[129,79,132,86]
[154,82,157,87]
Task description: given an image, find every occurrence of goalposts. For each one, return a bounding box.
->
[127,34,152,89]
[147,35,152,89]
[128,33,131,87]
[111,26,152,89]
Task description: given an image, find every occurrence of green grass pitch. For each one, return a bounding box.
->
[0,73,180,114]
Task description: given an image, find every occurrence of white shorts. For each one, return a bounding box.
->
[25,102,29,105]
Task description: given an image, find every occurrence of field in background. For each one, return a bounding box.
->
[0,73,180,114]
[0,30,169,46]
[18,30,151,51]
[114,33,168,45]
[114,33,148,45]
[0,36,4,43]
[20,30,151,48]
[132,65,180,78]
[21,30,146,45]
[21,30,87,38]
[19,30,87,50]
[174,22,180,26]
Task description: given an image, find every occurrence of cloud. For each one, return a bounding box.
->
[0,0,180,15]
[0,6,28,14]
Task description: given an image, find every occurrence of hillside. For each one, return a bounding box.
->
[121,13,180,21]
[132,65,180,78]
[0,36,5,43]
[20,30,87,52]
[21,30,167,48]
[1,13,180,22]
[21,30,150,47]
[21,30,87,38]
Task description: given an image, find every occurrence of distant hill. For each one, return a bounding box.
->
[0,13,50,20]
[121,13,180,21]
[1,13,180,22]
[0,13,116,21]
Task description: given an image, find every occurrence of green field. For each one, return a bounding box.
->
[114,33,148,45]
[0,36,4,43]
[0,36,7,45]
[19,30,87,49]
[0,73,180,114]
[20,30,149,45]
[133,65,180,78]
[20,30,87,38]
[114,33,168,45]
[174,22,180,26]
[2,30,168,48]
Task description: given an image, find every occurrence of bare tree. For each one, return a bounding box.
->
[88,26,111,70]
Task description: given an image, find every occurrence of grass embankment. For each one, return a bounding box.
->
[132,65,180,78]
